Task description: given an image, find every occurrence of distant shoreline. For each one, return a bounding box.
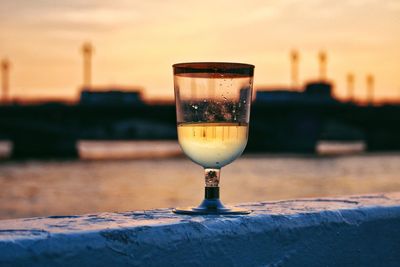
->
[1,140,397,162]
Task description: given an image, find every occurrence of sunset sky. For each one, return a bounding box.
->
[1,0,399,102]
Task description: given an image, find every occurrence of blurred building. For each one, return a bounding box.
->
[80,87,144,106]
[255,81,337,104]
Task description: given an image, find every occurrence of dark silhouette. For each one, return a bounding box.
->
[0,48,399,159]
[0,81,399,159]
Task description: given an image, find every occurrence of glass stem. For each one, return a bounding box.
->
[204,168,220,200]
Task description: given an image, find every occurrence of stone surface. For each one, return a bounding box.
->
[1,192,400,267]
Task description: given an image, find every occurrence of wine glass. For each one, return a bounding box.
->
[172,62,254,215]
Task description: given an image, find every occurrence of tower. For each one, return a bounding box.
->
[318,51,327,81]
[1,58,10,104]
[290,50,299,89]
[82,42,93,89]
[366,74,374,105]
[347,73,354,102]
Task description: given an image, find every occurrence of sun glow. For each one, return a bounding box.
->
[0,0,399,102]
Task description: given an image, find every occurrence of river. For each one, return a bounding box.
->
[0,141,399,219]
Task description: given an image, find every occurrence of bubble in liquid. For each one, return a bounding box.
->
[192,105,198,110]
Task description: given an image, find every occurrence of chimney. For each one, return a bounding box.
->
[1,58,10,104]
[366,74,374,105]
[318,51,327,81]
[347,73,354,102]
[82,42,93,90]
[290,50,299,90]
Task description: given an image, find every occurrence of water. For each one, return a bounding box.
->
[0,141,399,219]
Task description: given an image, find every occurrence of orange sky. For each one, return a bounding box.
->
[1,0,399,102]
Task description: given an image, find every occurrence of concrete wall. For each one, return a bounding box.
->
[1,193,400,267]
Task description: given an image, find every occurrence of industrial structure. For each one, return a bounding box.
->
[257,51,334,104]
[367,74,374,105]
[1,58,10,104]
[318,51,327,81]
[290,50,299,89]
[82,42,93,89]
[0,46,399,158]
[347,73,355,102]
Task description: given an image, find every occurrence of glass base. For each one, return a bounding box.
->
[173,207,251,215]
[173,198,251,215]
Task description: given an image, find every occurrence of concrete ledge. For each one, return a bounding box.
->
[1,193,400,267]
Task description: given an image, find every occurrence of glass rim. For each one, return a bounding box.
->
[173,62,254,76]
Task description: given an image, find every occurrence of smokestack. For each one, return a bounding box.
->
[318,51,327,81]
[290,50,299,90]
[366,74,374,105]
[82,42,93,89]
[347,73,354,102]
[1,58,10,104]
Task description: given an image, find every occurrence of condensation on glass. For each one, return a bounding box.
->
[174,62,253,124]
